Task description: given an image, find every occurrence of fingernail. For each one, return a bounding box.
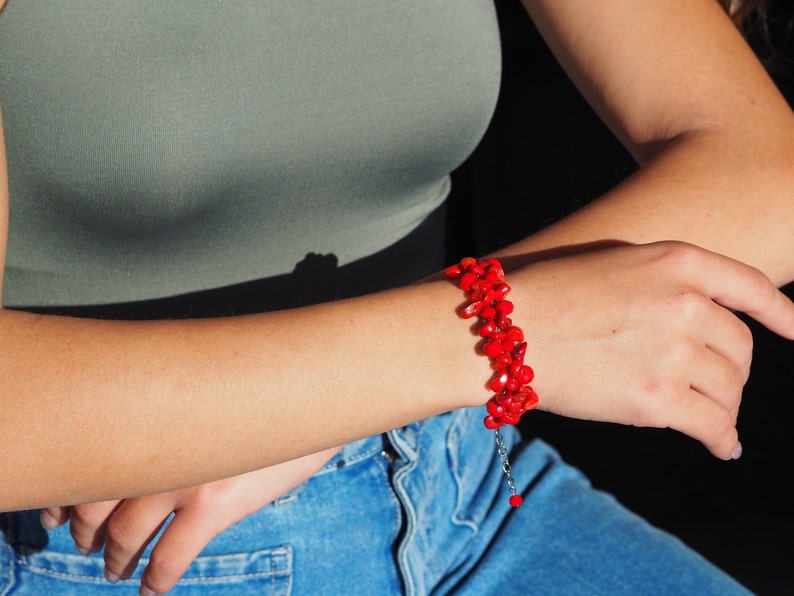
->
[104,569,120,584]
[139,586,158,596]
[39,510,58,531]
[75,546,91,556]
[731,441,743,460]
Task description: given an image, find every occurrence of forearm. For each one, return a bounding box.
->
[0,281,483,511]
[499,122,794,286]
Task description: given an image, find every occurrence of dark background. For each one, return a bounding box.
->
[447,2,794,594]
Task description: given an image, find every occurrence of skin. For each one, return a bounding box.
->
[2,0,794,593]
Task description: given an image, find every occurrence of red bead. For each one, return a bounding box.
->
[513,342,527,364]
[470,263,487,277]
[487,400,506,418]
[495,300,514,315]
[506,377,521,392]
[492,353,512,370]
[503,412,519,425]
[507,326,524,342]
[444,264,463,279]
[515,388,539,410]
[483,341,504,358]
[461,300,484,319]
[460,257,477,270]
[524,388,539,410]
[481,306,497,319]
[502,339,515,353]
[478,320,497,337]
[516,365,534,384]
[509,494,523,507]
[489,371,510,392]
[483,415,503,430]
[486,263,505,282]
[459,272,478,291]
[490,331,507,342]
[492,282,511,301]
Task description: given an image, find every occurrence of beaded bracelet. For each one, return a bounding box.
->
[445,257,538,507]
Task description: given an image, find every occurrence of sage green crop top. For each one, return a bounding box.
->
[0,1,501,307]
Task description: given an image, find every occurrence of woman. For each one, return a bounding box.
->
[1,1,793,594]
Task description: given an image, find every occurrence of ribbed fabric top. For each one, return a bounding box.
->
[0,1,501,307]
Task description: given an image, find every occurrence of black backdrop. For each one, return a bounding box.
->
[447,3,794,593]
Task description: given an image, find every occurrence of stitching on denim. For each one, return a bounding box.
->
[16,563,293,584]
[19,546,293,584]
[272,482,306,506]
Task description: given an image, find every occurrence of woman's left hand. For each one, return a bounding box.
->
[40,447,339,595]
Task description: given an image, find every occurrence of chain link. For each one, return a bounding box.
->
[494,429,517,496]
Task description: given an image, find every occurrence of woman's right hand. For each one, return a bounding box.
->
[505,241,794,460]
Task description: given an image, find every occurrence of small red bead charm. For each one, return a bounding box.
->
[446,257,539,507]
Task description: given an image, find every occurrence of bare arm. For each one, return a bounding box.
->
[0,266,488,510]
[512,0,794,285]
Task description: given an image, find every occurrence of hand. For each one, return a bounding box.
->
[41,447,340,595]
[508,241,794,459]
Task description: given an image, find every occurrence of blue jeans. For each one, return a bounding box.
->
[0,408,749,595]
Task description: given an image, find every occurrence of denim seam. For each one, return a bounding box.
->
[17,561,292,584]
[447,410,482,534]
[388,423,428,596]
[372,454,405,547]
[19,547,293,584]
[18,559,291,581]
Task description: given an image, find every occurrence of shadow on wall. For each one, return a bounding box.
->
[446,2,794,594]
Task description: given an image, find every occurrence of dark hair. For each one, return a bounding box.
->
[721,0,794,75]
[719,0,763,26]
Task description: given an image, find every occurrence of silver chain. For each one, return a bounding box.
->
[494,428,517,497]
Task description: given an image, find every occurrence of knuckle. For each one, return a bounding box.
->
[671,290,707,323]
[634,371,676,425]
[70,503,108,526]
[145,551,185,593]
[745,264,773,296]
[655,240,702,272]
[105,520,136,555]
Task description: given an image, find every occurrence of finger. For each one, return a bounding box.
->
[40,506,70,530]
[68,500,122,555]
[688,347,744,420]
[103,498,172,583]
[700,305,754,382]
[667,386,740,460]
[683,246,794,340]
[140,507,221,596]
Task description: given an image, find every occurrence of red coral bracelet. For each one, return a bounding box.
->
[445,257,538,507]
